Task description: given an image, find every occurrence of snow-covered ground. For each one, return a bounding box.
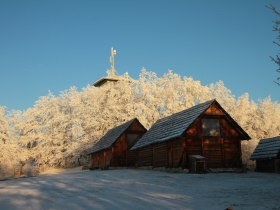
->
[0,169,279,210]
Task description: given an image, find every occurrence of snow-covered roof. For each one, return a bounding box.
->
[250,136,280,160]
[131,99,250,150]
[87,118,144,154]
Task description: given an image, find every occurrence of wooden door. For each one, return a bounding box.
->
[185,138,203,168]
[203,138,223,168]
[112,135,127,166]
[223,138,241,167]
[168,139,185,168]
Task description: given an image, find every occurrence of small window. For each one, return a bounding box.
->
[202,119,220,136]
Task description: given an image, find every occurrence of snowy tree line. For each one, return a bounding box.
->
[0,70,280,178]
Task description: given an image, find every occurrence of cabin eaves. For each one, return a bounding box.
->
[131,99,250,150]
[87,118,144,154]
[250,136,280,160]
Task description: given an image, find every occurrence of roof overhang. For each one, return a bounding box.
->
[92,77,120,87]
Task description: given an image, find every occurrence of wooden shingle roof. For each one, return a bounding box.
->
[131,99,250,150]
[131,100,213,150]
[87,118,142,154]
[250,136,280,160]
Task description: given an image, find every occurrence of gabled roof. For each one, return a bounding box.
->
[87,118,145,154]
[250,136,280,160]
[131,99,250,150]
[93,77,120,87]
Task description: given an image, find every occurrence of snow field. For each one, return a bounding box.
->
[0,169,279,210]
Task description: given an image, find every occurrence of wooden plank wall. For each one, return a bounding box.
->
[223,138,241,167]
[135,103,245,169]
[111,133,127,167]
[136,138,186,168]
[256,159,276,172]
[136,121,243,168]
[183,105,243,168]
[185,137,241,168]
[91,149,112,169]
[127,150,137,166]
[153,142,168,167]
[202,138,223,168]
[129,121,146,132]
[168,138,185,168]
[136,146,153,166]
[90,120,146,169]
[91,153,99,169]
[185,138,202,156]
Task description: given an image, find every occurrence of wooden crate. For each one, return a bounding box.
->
[189,155,206,173]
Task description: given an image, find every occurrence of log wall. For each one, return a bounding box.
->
[167,138,185,168]
[90,120,146,168]
[256,159,276,172]
[136,138,186,168]
[90,149,112,169]
[153,142,168,167]
[136,103,244,169]
[136,146,153,167]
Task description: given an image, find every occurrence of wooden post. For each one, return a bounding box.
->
[90,154,92,168]
[238,139,242,167]
[274,159,280,173]
[104,151,106,169]
[167,142,170,168]
[221,138,225,167]
[182,137,186,168]
[152,145,155,168]
[201,137,204,156]
[171,142,173,168]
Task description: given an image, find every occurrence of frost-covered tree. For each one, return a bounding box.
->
[5,70,280,170]
[0,107,8,144]
[0,107,29,179]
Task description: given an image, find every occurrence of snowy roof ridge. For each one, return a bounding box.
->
[250,136,280,160]
[131,99,250,150]
[87,118,138,154]
[131,99,215,150]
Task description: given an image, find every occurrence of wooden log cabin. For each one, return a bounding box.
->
[87,118,146,169]
[131,99,250,170]
[250,136,280,173]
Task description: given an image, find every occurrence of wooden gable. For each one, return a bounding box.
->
[89,118,147,169]
[185,102,245,139]
[204,103,224,115]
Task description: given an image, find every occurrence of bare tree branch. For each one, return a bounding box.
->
[268,5,280,85]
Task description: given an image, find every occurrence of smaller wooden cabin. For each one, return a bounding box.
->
[131,99,250,170]
[87,118,146,169]
[250,136,280,173]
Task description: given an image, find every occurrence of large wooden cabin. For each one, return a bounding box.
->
[250,136,280,173]
[131,99,250,169]
[87,118,146,169]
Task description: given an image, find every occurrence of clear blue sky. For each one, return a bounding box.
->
[0,0,279,110]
